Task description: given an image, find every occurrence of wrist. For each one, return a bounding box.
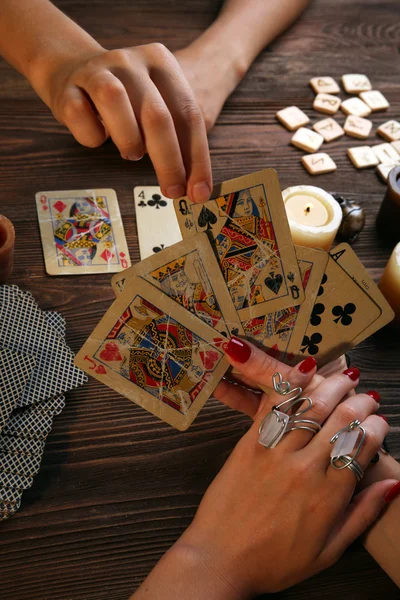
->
[132,536,248,600]
[175,525,254,600]
[184,19,251,87]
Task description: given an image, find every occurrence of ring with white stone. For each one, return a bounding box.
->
[258,372,321,448]
[329,419,366,481]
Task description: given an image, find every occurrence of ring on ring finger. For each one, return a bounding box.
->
[330,419,366,481]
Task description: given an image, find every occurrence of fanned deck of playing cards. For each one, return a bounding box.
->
[76,168,394,431]
[0,286,87,520]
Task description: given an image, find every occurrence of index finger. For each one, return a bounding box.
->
[149,54,212,203]
[223,336,317,395]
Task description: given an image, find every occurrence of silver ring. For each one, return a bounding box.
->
[330,419,365,481]
[258,372,321,448]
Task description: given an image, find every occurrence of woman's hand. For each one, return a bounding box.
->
[35,44,212,203]
[174,338,396,598]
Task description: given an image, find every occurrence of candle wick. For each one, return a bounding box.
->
[304,205,311,215]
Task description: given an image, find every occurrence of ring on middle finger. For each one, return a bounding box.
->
[258,372,321,448]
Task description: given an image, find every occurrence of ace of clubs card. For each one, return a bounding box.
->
[241,246,328,363]
[75,278,229,431]
[174,169,304,320]
[111,233,244,338]
[36,189,131,275]
[300,244,393,365]
[328,243,394,346]
[134,186,182,259]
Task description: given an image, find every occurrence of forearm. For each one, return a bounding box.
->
[187,0,312,75]
[0,0,102,98]
[361,454,400,586]
[131,542,244,600]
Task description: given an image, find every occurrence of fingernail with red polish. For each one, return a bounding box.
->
[343,367,360,381]
[299,356,317,374]
[367,390,381,403]
[384,481,400,504]
[376,414,389,423]
[223,336,251,364]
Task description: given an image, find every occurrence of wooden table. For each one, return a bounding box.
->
[1,1,399,598]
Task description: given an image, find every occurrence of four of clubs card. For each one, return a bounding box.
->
[134,186,183,259]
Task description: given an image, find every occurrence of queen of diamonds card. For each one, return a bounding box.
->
[36,189,131,275]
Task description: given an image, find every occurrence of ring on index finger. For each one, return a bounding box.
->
[258,372,321,449]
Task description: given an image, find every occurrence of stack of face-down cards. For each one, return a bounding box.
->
[75,169,394,431]
[0,286,87,519]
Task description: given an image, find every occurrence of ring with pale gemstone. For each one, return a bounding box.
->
[329,419,365,481]
[258,372,321,448]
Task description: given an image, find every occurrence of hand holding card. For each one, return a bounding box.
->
[174,169,305,319]
[75,278,229,430]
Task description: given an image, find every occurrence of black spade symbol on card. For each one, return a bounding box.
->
[265,272,283,295]
[198,206,217,230]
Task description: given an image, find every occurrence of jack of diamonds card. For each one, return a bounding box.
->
[75,278,229,431]
[174,169,304,320]
[36,189,131,275]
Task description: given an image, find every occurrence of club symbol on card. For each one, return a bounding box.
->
[265,272,283,295]
[148,194,167,209]
[198,206,217,230]
[318,274,327,296]
[332,303,356,326]
[310,303,325,326]
[301,333,322,355]
[138,200,147,207]
[153,244,165,253]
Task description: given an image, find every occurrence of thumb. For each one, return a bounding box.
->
[320,479,399,566]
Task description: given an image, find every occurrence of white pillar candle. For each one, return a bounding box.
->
[282,185,342,251]
[379,242,400,323]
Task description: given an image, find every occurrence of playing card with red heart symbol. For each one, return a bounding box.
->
[75,277,229,430]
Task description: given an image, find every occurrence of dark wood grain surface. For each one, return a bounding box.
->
[0,1,400,598]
